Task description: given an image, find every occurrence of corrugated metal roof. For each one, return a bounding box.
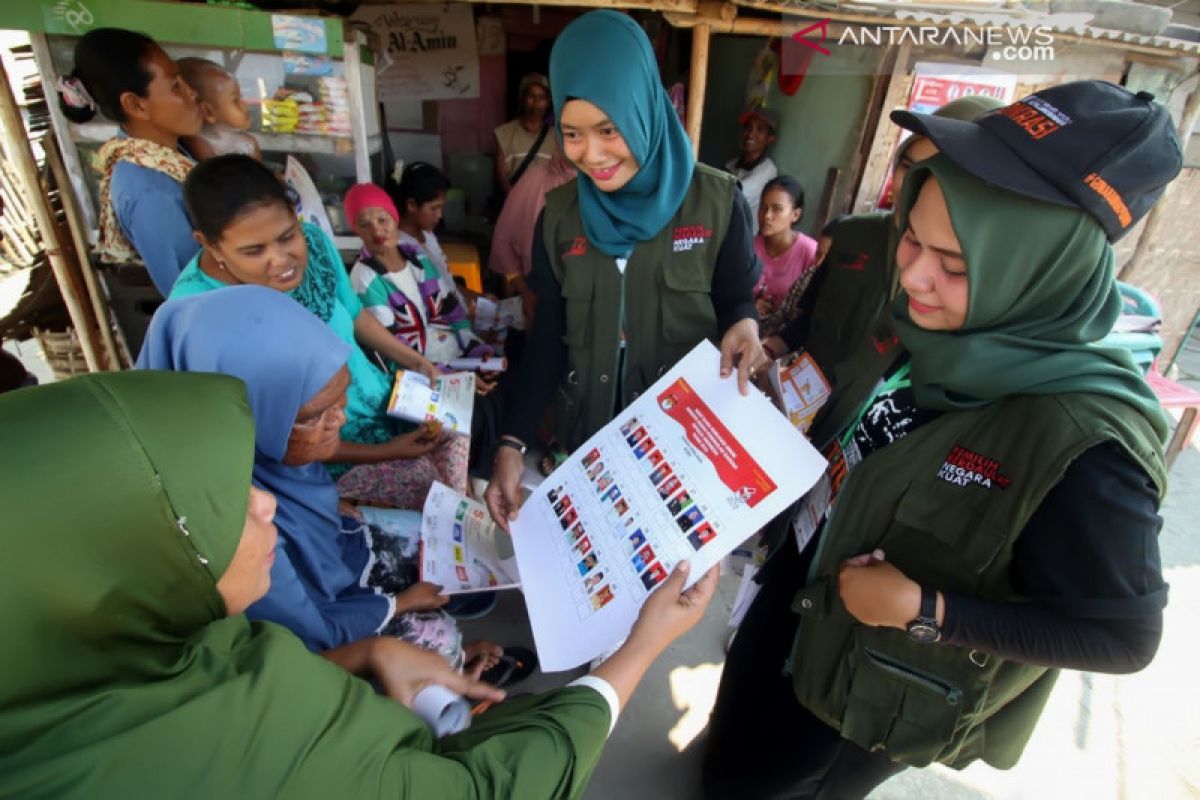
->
[739,0,1200,55]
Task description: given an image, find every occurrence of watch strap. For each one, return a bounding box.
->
[918,584,937,622]
[497,438,528,456]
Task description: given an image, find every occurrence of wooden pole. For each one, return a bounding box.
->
[850,42,912,214]
[0,57,103,371]
[43,137,119,370]
[687,23,711,158]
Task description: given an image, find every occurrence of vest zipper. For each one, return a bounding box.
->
[612,263,626,414]
[864,648,962,705]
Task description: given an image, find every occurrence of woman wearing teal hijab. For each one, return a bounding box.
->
[704,129,1177,795]
[0,370,720,797]
[487,10,762,527]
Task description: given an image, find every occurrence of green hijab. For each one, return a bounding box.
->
[891,155,1170,448]
[0,372,609,798]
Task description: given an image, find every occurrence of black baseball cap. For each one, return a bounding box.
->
[890,80,1182,241]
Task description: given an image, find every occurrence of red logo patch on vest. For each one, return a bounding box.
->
[672,225,713,253]
[563,237,588,258]
[937,445,1012,489]
[871,334,899,354]
[836,253,869,271]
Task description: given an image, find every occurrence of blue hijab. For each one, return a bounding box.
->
[550,10,695,257]
[137,286,391,651]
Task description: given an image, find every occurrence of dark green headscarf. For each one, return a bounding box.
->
[0,372,609,798]
[891,155,1170,448]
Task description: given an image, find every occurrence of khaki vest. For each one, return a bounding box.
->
[787,388,1166,770]
[541,164,736,450]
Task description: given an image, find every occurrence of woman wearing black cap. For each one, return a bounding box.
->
[703,81,1182,799]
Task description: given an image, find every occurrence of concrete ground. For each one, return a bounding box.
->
[463,330,1200,800]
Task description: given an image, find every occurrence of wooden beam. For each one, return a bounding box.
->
[43,137,120,370]
[687,23,711,157]
[0,57,104,371]
[846,45,899,213]
[850,42,912,214]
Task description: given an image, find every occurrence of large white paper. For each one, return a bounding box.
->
[419,482,519,594]
[386,370,475,436]
[510,341,827,671]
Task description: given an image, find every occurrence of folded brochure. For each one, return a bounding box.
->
[386,370,474,436]
[418,482,520,593]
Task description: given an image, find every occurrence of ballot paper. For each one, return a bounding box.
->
[510,341,827,671]
[417,482,520,594]
[386,370,474,435]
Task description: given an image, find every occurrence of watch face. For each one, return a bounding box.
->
[907,622,941,644]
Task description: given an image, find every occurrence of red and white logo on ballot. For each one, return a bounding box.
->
[672,225,713,253]
[937,445,1012,490]
[657,378,777,507]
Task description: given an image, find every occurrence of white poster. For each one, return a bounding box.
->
[510,341,826,671]
[352,3,481,101]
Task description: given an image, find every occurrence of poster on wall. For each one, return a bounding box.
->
[906,62,1018,113]
[351,3,480,101]
[878,63,1018,208]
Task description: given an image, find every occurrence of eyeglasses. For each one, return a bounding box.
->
[291,402,346,434]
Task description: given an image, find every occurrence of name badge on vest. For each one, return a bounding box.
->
[792,471,832,554]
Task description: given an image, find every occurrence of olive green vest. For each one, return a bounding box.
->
[541,164,736,450]
[801,211,896,381]
[786,387,1166,770]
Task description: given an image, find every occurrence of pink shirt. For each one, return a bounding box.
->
[753,232,819,305]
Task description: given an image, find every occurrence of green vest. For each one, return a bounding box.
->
[542,164,736,450]
[787,386,1166,770]
[801,212,896,382]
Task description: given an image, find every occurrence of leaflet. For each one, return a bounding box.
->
[768,351,832,435]
[357,485,519,595]
[418,482,520,593]
[474,295,524,333]
[510,340,826,671]
[386,370,474,436]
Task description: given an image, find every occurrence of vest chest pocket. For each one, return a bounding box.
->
[559,265,595,352]
[658,256,718,344]
[890,484,1011,583]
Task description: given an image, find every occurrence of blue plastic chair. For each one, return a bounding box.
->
[1100,281,1162,374]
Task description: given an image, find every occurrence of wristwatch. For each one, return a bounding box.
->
[496,437,528,456]
[905,585,942,644]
